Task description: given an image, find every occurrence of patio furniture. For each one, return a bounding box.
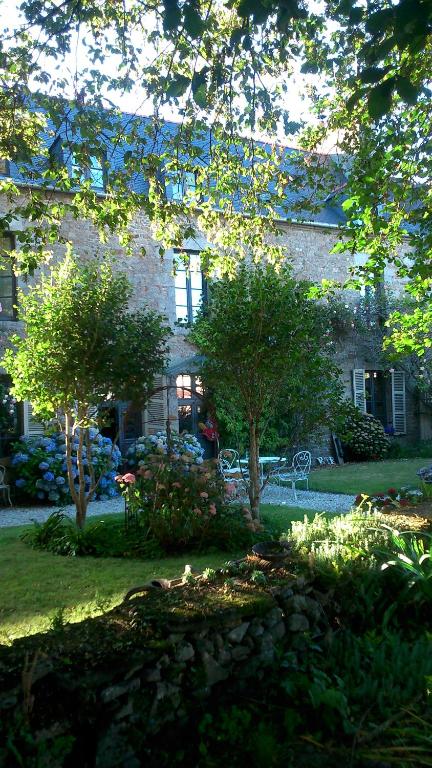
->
[219,449,249,495]
[239,455,286,483]
[271,451,312,500]
[218,449,240,474]
[0,465,12,506]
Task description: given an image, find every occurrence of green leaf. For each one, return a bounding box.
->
[395,76,420,105]
[183,3,204,38]
[166,73,190,98]
[360,66,391,85]
[300,61,320,75]
[365,8,394,34]
[192,69,208,108]
[367,78,395,119]
[163,0,181,32]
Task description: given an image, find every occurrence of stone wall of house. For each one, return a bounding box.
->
[0,190,425,444]
[0,573,327,767]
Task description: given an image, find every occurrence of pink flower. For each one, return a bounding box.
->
[122,473,136,484]
[209,503,217,515]
[114,475,123,483]
[193,507,203,516]
[200,491,209,499]
[172,481,182,488]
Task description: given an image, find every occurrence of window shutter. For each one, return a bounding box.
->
[144,376,168,434]
[352,369,366,413]
[23,401,45,436]
[392,370,406,434]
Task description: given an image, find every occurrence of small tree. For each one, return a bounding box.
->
[190,263,342,519]
[3,253,170,527]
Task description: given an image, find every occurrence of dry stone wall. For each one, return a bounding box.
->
[0,573,328,767]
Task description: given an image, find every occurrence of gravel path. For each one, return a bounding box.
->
[0,487,355,528]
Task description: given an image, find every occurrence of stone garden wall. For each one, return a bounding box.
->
[0,572,327,767]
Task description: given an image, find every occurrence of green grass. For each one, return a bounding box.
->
[309,457,432,496]
[0,505,313,644]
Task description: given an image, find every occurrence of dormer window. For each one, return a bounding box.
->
[71,153,105,190]
[166,170,196,201]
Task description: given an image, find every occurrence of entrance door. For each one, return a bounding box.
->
[176,374,215,458]
[99,402,143,456]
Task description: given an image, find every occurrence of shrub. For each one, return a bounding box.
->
[22,511,167,559]
[126,430,204,469]
[11,429,122,504]
[116,455,256,553]
[339,402,390,460]
[388,439,432,459]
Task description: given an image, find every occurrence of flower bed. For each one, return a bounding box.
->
[11,429,122,503]
[116,453,257,553]
[355,486,424,511]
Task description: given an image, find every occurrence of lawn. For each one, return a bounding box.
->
[0,504,313,644]
[309,457,432,496]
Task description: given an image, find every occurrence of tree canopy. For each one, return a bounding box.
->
[2,252,170,524]
[1,0,431,349]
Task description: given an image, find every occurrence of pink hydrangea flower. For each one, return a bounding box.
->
[200,491,209,499]
[122,473,136,483]
[209,503,217,515]
[193,507,203,516]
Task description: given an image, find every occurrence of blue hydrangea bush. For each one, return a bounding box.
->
[11,429,122,503]
[126,430,204,469]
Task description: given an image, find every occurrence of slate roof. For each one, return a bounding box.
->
[2,103,347,227]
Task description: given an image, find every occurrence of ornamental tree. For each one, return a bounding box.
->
[2,253,170,527]
[190,263,343,519]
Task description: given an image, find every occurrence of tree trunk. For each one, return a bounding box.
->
[64,410,80,522]
[248,420,261,520]
[75,409,88,529]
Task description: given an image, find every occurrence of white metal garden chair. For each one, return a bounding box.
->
[218,449,248,496]
[0,465,12,506]
[218,448,239,469]
[271,451,312,500]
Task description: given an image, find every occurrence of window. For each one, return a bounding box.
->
[0,159,9,176]
[166,170,196,201]
[71,153,105,190]
[176,374,204,434]
[0,375,21,456]
[174,250,207,324]
[48,138,64,168]
[365,370,387,424]
[0,235,16,319]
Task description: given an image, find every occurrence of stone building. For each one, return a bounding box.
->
[0,115,430,460]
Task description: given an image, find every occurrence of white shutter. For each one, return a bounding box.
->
[352,369,366,413]
[144,375,168,434]
[22,401,45,436]
[392,370,406,434]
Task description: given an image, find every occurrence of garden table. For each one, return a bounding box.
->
[239,456,286,483]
